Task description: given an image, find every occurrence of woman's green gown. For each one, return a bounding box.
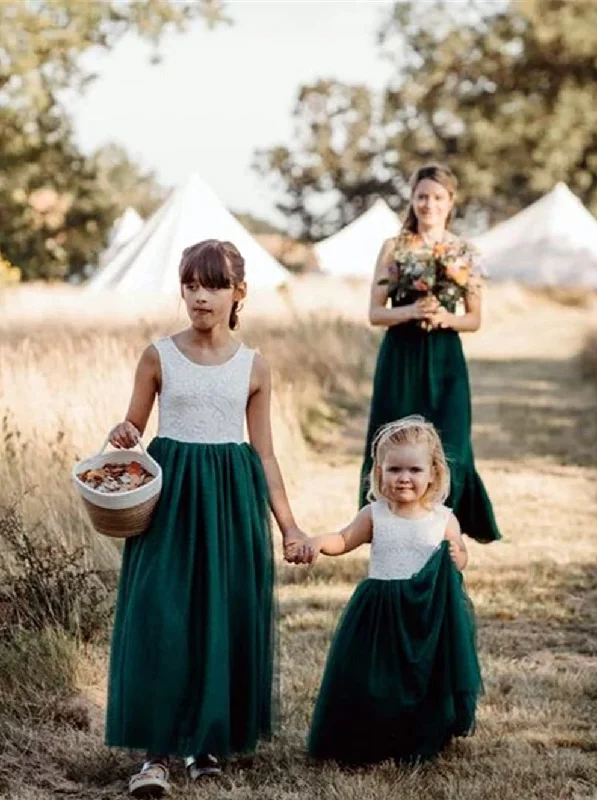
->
[359,295,501,543]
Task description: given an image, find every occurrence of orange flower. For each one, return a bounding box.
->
[446,263,470,287]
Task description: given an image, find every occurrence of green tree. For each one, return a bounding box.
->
[256,0,597,239]
[232,211,284,236]
[91,144,166,220]
[0,0,229,280]
[254,80,395,241]
[379,0,597,218]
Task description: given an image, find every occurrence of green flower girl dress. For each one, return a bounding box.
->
[106,337,275,758]
[308,502,482,765]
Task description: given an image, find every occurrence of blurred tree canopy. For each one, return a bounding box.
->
[0,0,229,280]
[233,211,284,236]
[91,144,166,220]
[256,0,597,240]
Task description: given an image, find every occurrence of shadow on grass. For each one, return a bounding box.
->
[470,558,597,660]
[344,353,597,470]
[468,356,597,469]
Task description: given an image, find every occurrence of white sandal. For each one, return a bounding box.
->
[129,762,171,798]
[184,754,222,780]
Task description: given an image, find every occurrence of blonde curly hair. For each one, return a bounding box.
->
[368,415,450,507]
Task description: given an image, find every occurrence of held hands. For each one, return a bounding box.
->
[283,528,318,565]
[109,421,140,449]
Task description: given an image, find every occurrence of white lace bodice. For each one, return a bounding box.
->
[153,337,255,444]
[368,501,451,580]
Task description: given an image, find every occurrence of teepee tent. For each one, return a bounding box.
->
[109,207,143,251]
[97,207,144,268]
[473,182,597,286]
[87,174,287,293]
[315,199,400,278]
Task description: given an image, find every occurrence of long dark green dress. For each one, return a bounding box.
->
[308,503,482,765]
[106,338,276,757]
[359,249,501,543]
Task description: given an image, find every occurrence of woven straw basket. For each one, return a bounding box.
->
[72,436,162,538]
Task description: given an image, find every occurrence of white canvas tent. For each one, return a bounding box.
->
[97,207,144,268]
[109,207,143,251]
[473,182,597,286]
[87,174,288,293]
[314,199,400,278]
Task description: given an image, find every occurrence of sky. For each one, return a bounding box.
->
[70,1,395,225]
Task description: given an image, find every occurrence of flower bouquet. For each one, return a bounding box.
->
[378,232,480,330]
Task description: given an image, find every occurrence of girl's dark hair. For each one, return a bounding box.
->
[179,239,245,329]
[402,163,458,234]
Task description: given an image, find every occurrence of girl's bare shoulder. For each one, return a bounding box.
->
[139,343,162,384]
[140,343,160,367]
[249,350,271,391]
[252,350,269,372]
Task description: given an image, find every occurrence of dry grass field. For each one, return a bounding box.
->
[1,279,596,800]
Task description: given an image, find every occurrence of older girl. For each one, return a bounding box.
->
[105,240,310,797]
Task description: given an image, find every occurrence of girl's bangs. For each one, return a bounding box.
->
[180,247,232,289]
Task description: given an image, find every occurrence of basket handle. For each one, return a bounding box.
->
[96,434,149,458]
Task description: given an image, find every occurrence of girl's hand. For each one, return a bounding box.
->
[448,539,460,565]
[410,296,439,322]
[445,514,468,571]
[109,421,140,449]
[283,527,315,565]
[285,536,321,566]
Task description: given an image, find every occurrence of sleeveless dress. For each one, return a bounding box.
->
[359,243,501,543]
[106,337,275,758]
[308,501,482,765]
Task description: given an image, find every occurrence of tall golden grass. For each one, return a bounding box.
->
[0,280,382,568]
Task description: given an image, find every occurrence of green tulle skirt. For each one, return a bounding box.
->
[308,543,482,765]
[105,437,276,757]
[360,323,501,543]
